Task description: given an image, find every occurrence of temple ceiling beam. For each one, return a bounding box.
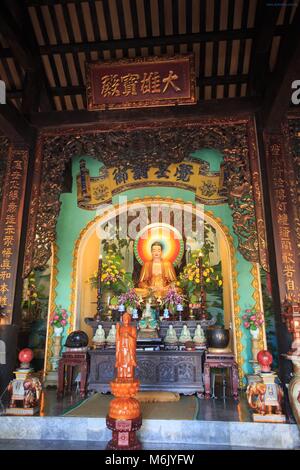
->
[0,103,35,146]
[247,2,280,98]
[0,0,52,113]
[27,97,261,129]
[15,25,287,56]
[260,3,300,130]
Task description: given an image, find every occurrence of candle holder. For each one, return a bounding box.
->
[189,307,195,320]
[95,255,104,321]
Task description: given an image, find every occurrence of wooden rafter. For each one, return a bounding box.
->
[261,3,300,129]
[248,1,280,97]
[0,103,35,144]
[35,26,288,55]
[0,0,53,112]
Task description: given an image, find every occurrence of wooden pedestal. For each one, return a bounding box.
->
[57,351,89,398]
[106,415,142,450]
[204,352,239,400]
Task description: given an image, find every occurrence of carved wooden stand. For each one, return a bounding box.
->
[106,415,142,450]
[204,352,239,400]
[57,352,89,398]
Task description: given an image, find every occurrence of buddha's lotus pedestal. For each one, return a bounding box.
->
[106,378,142,450]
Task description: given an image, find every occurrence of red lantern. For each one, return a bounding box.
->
[18,348,34,366]
[257,350,273,372]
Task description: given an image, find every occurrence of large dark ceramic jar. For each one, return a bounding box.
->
[206,327,230,349]
[65,330,89,348]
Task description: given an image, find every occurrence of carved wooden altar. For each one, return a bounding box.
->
[88,349,204,396]
[86,318,211,395]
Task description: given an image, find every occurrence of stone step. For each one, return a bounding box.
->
[0,416,299,449]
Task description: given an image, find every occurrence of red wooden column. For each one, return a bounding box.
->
[0,143,30,393]
[263,127,300,304]
[0,145,29,322]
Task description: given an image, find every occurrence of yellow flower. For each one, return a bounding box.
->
[203,271,208,277]
[218,280,223,286]
[195,279,200,283]
[188,276,193,281]
[206,278,210,283]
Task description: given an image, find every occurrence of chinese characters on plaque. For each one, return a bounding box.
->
[267,135,300,303]
[86,55,196,110]
[0,148,28,323]
[77,160,227,210]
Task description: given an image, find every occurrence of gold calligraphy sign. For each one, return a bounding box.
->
[86,55,196,110]
[77,160,227,209]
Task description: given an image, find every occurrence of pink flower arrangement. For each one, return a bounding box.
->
[162,287,186,308]
[242,307,264,331]
[118,289,142,309]
[50,306,68,328]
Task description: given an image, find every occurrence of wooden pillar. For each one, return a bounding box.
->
[0,142,32,395]
[255,119,298,387]
[263,127,300,304]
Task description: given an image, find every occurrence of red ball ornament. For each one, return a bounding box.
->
[18,348,34,365]
[257,350,273,372]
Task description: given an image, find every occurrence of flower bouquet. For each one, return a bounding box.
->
[89,249,133,295]
[50,306,68,328]
[178,251,222,300]
[242,307,264,332]
[118,289,142,311]
[162,287,186,316]
[243,307,264,367]
[50,306,68,335]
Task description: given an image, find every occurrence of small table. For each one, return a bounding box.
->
[204,352,239,400]
[57,351,89,398]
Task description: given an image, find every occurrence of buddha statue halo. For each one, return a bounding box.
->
[135,241,180,299]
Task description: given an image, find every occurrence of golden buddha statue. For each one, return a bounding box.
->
[135,242,178,298]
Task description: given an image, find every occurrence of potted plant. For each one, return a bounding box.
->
[118,289,142,314]
[89,249,133,302]
[178,251,222,300]
[162,287,186,317]
[242,307,264,339]
[50,306,68,336]
[243,307,264,364]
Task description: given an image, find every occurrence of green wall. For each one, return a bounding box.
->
[54,153,257,380]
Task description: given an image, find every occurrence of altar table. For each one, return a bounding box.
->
[88,349,205,396]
